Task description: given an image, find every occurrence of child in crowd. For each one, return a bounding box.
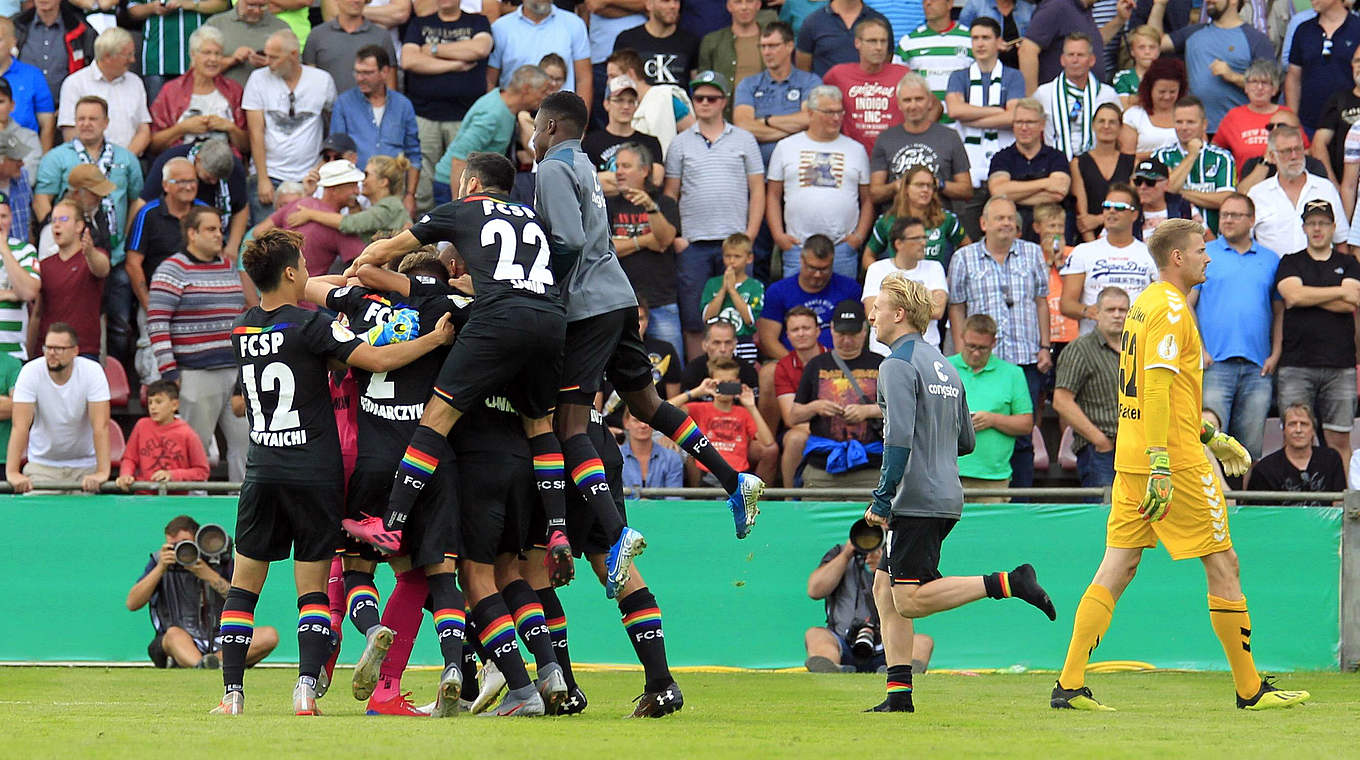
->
[116,380,210,490]
[1033,204,1077,423]
[670,357,776,487]
[701,233,764,364]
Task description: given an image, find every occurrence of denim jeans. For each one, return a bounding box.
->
[432,180,452,206]
[646,302,684,366]
[103,263,134,372]
[1202,358,1274,460]
[677,239,727,332]
[1075,445,1115,488]
[780,241,859,280]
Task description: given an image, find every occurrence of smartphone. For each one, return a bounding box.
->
[716,381,742,396]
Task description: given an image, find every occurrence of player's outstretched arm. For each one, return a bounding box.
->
[345,230,422,277]
[355,264,412,297]
[1200,419,1251,477]
[347,312,455,372]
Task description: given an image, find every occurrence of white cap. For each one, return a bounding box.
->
[317,159,364,188]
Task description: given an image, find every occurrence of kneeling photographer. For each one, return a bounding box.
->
[804,519,933,673]
[127,515,278,669]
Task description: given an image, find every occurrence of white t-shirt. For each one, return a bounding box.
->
[12,356,111,468]
[861,257,948,354]
[1060,236,1157,334]
[1122,106,1179,155]
[242,65,338,183]
[181,90,234,146]
[767,132,870,245]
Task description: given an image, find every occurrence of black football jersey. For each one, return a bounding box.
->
[327,284,468,471]
[408,194,565,315]
[232,304,362,483]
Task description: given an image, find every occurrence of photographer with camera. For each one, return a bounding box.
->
[804,519,934,674]
[127,515,277,669]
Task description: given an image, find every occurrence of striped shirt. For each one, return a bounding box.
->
[131,3,209,76]
[146,252,245,380]
[0,237,38,359]
[894,23,973,124]
[1151,141,1235,233]
[662,122,765,242]
[947,238,1049,366]
[1053,328,1120,453]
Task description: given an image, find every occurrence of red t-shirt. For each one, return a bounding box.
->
[1213,105,1306,170]
[686,401,758,472]
[39,247,105,354]
[119,417,209,481]
[774,346,828,398]
[822,62,909,157]
[270,198,366,277]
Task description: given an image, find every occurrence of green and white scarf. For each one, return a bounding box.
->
[189,142,232,233]
[72,138,120,252]
[959,62,1008,187]
[1049,75,1106,159]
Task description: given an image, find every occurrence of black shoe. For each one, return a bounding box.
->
[805,655,840,673]
[558,686,588,716]
[865,696,914,712]
[196,653,221,670]
[1050,681,1115,711]
[1009,564,1057,621]
[630,682,683,718]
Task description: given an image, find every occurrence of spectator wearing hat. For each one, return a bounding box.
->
[14,0,98,107]
[0,17,56,153]
[302,0,396,94]
[616,0,701,89]
[664,69,765,356]
[241,28,337,224]
[204,0,290,89]
[0,191,40,360]
[140,139,248,260]
[820,17,908,159]
[695,0,778,117]
[583,75,665,192]
[1248,124,1347,259]
[147,26,249,157]
[790,298,884,488]
[488,0,590,103]
[35,202,109,364]
[431,64,552,205]
[1276,198,1360,467]
[39,162,113,262]
[948,312,1032,502]
[0,132,36,243]
[1131,155,1195,238]
[768,83,873,280]
[330,45,420,215]
[57,27,150,155]
[283,154,413,245]
[253,160,366,283]
[732,20,821,168]
[400,0,491,212]
[605,48,695,155]
[795,0,891,76]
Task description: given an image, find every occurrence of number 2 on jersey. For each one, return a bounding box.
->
[241,362,300,432]
[486,218,552,287]
[1118,331,1138,399]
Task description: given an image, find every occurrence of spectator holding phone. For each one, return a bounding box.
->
[670,356,777,486]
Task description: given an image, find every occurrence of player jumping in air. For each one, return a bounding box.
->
[1050,217,1310,712]
[211,230,453,716]
[865,273,1056,713]
[531,91,765,598]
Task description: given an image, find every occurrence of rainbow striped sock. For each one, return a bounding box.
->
[885,664,913,708]
[618,588,672,692]
[345,575,381,635]
[622,607,663,639]
[571,459,607,490]
[434,608,466,643]
[886,681,913,693]
[386,426,451,529]
[477,614,518,652]
[532,444,568,531]
[296,592,334,681]
[298,603,332,631]
[470,596,531,689]
[670,417,704,449]
[984,571,1012,600]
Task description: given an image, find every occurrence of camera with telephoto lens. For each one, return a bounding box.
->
[173,524,231,567]
[849,518,884,554]
[849,617,879,658]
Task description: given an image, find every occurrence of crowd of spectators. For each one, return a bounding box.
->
[1,0,1359,499]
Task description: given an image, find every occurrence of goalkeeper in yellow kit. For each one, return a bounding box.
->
[1050,219,1310,712]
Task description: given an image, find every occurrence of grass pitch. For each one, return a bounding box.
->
[3,667,1357,759]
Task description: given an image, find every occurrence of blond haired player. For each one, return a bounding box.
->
[1050,218,1310,712]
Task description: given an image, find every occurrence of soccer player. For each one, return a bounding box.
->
[342,152,576,588]
[211,229,454,716]
[865,273,1057,713]
[530,90,765,598]
[1050,219,1310,712]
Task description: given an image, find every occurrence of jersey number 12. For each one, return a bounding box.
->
[241,362,300,432]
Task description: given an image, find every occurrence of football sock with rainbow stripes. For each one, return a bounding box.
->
[885,665,913,709]
[618,587,672,692]
[502,579,557,671]
[384,425,451,530]
[649,402,738,493]
[343,570,381,635]
[562,433,625,541]
[983,572,1011,600]
[219,587,258,693]
[529,434,567,532]
[471,595,532,690]
[1208,594,1261,700]
[426,572,467,669]
[536,586,576,690]
[296,592,333,682]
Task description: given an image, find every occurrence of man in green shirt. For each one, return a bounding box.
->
[433,65,552,203]
[0,192,38,360]
[1152,95,1235,235]
[947,313,1032,502]
[0,351,22,465]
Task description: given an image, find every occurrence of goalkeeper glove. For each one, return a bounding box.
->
[1139,448,1172,522]
[366,308,420,346]
[1200,419,1251,477]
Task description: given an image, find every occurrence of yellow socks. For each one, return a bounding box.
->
[1208,594,1260,699]
[1058,584,1115,690]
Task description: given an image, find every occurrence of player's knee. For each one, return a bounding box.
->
[163,626,190,643]
[890,586,925,618]
[253,626,280,650]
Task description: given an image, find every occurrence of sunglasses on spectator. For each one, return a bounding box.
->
[1102,201,1136,212]
[692,94,725,103]
[1132,177,1160,186]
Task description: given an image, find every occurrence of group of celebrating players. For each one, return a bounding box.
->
[210,90,764,718]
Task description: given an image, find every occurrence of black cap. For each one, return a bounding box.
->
[832,299,865,333]
[321,133,357,156]
[1302,199,1335,223]
[1133,157,1168,180]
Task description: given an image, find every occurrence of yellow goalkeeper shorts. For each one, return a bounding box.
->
[1108,460,1233,560]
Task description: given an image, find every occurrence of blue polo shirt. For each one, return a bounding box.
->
[987,143,1068,181]
[0,58,54,133]
[734,68,822,165]
[1193,237,1280,366]
[489,7,590,91]
[796,5,891,76]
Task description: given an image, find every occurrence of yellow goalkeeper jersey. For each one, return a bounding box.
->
[1114,281,1209,474]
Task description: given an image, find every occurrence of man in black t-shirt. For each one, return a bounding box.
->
[582,76,665,192]
[1246,404,1346,507]
[1309,46,1360,184]
[1274,200,1360,469]
[612,0,700,87]
[212,228,453,717]
[607,141,680,348]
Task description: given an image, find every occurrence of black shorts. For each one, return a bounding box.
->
[236,480,343,563]
[434,308,565,419]
[148,631,217,668]
[878,516,957,586]
[457,452,535,564]
[344,466,460,566]
[559,307,655,405]
[344,468,393,562]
